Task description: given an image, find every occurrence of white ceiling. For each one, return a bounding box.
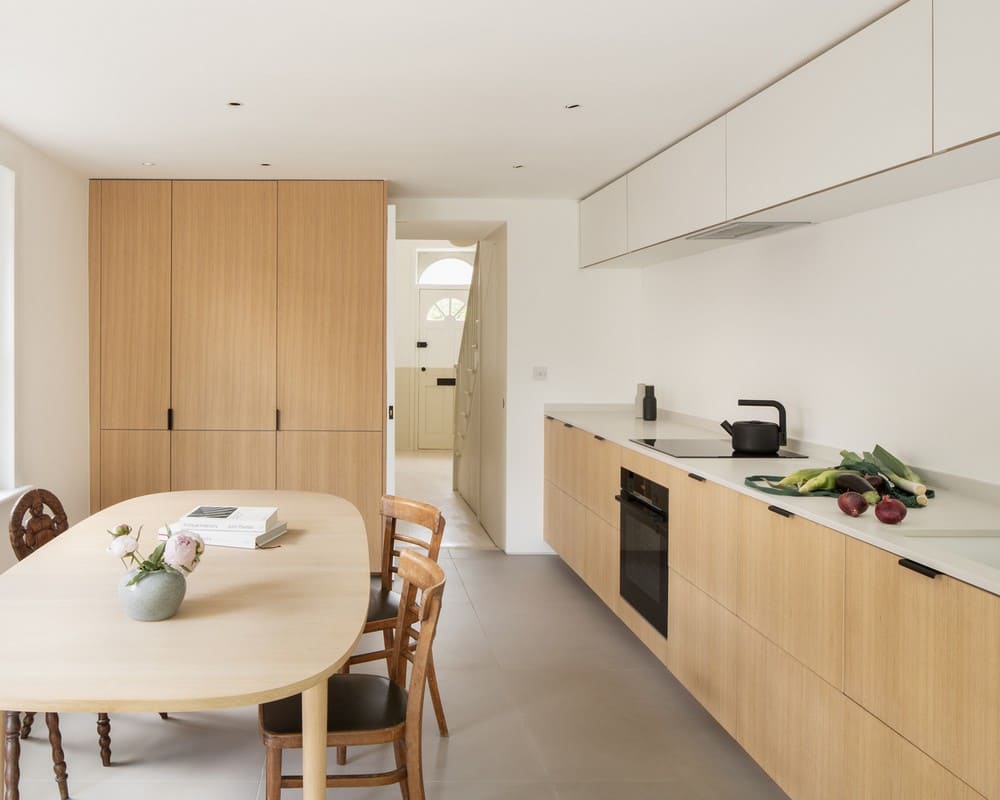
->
[0,0,902,199]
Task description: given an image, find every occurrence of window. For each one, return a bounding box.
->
[417,256,473,286]
[425,297,467,322]
[0,165,13,489]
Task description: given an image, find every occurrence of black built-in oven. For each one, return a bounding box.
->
[618,468,669,637]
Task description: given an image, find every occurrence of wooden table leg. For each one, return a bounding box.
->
[3,711,21,800]
[301,680,328,800]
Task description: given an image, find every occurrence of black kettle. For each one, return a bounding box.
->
[720,400,788,455]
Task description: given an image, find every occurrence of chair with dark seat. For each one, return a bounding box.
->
[7,488,114,799]
[259,548,446,799]
[341,495,448,746]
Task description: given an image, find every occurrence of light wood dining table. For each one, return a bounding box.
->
[0,489,371,800]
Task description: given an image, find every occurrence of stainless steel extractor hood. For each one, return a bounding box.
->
[685,220,811,240]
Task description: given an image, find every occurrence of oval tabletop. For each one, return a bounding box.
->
[0,490,370,713]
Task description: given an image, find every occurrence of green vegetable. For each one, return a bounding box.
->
[800,469,851,494]
[863,450,927,497]
[775,467,828,489]
[872,444,922,483]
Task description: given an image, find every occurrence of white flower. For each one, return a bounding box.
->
[163,531,205,574]
[108,536,138,558]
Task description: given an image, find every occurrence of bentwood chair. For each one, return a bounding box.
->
[7,489,113,799]
[259,549,446,799]
[339,495,448,754]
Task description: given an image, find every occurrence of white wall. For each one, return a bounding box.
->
[0,125,89,573]
[639,176,1000,485]
[393,198,643,552]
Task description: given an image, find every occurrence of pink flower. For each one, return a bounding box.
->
[163,531,205,574]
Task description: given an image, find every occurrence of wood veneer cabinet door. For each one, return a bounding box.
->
[171,181,277,430]
[734,617,850,800]
[99,430,170,508]
[277,431,384,568]
[666,570,739,733]
[98,180,171,430]
[171,431,276,491]
[277,181,385,431]
[582,433,621,528]
[736,496,845,688]
[669,470,739,611]
[844,538,1000,799]
[582,506,618,606]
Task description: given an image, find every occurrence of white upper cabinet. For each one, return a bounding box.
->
[579,176,627,267]
[627,118,727,251]
[934,0,1000,152]
[726,0,932,219]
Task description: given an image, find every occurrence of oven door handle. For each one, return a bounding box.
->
[617,493,667,526]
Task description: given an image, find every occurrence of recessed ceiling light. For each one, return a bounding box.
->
[141,161,156,166]
[512,164,524,169]
[564,103,581,109]
[228,101,242,107]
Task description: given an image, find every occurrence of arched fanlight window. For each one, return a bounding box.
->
[418,257,473,286]
[426,297,467,322]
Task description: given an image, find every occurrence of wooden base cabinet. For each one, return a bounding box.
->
[99,431,170,509]
[737,496,845,689]
[277,432,383,568]
[171,432,276,491]
[845,538,1000,799]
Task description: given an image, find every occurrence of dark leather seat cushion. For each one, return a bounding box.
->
[368,575,400,624]
[261,674,408,734]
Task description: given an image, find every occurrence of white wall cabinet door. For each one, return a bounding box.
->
[579,176,627,267]
[934,0,1000,152]
[627,118,726,250]
[726,0,932,219]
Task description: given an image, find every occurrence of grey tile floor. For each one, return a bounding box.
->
[15,549,788,799]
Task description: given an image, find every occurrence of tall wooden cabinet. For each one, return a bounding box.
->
[90,179,387,565]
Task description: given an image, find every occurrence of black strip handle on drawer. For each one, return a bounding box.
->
[898,558,943,579]
[436,377,456,386]
[545,415,554,420]
[564,422,573,428]
[767,505,794,518]
[167,408,173,430]
[594,434,605,441]
[687,473,706,482]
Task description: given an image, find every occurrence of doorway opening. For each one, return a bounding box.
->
[389,224,506,550]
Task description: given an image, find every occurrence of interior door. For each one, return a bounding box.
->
[416,288,467,450]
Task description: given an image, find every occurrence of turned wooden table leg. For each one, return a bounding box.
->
[4,711,21,800]
[97,712,111,766]
[17,715,33,741]
[44,713,69,800]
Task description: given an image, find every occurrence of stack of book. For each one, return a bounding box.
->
[161,506,288,549]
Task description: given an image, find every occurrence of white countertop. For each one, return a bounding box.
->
[546,404,1000,597]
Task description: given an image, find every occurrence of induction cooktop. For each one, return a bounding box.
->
[630,438,808,458]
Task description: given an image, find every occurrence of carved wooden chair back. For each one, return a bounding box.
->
[9,489,69,562]
[377,495,446,592]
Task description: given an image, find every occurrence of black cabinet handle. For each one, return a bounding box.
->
[167,408,173,430]
[563,423,573,429]
[687,473,706,482]
[767,505,794,518]
[276,409,281,431]
[545,415,554,420]
[898,558,942,579]
[594,435,605,441]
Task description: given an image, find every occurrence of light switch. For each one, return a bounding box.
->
[533,366,548,381]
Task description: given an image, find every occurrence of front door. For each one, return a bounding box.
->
[416,288,468,450]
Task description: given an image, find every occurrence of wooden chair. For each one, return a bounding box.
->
[340,495,448,749]
[259,548,446,799]
[7,489,113,799]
